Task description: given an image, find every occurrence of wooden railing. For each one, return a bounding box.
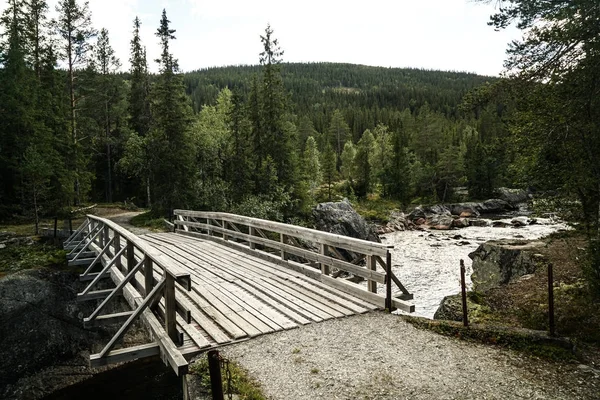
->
[173,210,414,313]
[65,215,192,375]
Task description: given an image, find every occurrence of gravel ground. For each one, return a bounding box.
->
[106,211,154,236]
[222,312,599,400]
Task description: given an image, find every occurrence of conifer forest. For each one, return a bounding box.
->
[1,0,599,241]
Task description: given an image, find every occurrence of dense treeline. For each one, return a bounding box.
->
[0,0,519,228]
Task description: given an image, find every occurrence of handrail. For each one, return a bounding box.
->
[174,210,393,256]
[173,209,414,313]
[86,214,191,288]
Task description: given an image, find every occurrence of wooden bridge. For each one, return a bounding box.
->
[65,210,414,377]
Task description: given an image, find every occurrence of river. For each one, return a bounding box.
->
[380,217,570,318]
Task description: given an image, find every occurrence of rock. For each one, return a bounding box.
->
[415,218,426,225]
[480,199,513,213]
[312,199,380,243]
[468,240,546,291]
[449,203,481,217]
[433,293,489,322]
[431,225,451,231]
[496,187,530,205]
[511,216,529,227]
[492,221,511,228]
[452,218,470,228]
[469,219,490,227]
[0,243,5,249]
[382,211,409,233]
[0,269,108,392]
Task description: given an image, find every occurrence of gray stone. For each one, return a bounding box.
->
[312,199,380,243]
[469,219,491,227]
[496,187,530,205]
[468,240,546,291]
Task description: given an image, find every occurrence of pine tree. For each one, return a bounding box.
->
[354,129,376,198]
[227,88,254,201]
[54,0,96,204]
[328,109,350,169]
[92,28,121,203]
[321,143,337,201]
[302,136,322,198]
[147,9,196,214]
[340,141,357,184]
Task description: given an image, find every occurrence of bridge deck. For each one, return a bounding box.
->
[140,233,380,358]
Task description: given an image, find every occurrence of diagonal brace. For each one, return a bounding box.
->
[79,247,126,297]
[98,277,166,358]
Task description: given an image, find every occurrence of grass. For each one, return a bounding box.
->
[130,211,168,232]
[0,240,67,278]
[189,356,266,400]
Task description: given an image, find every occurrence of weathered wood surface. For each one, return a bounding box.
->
[140,232,380,351]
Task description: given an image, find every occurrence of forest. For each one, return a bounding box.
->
[0,0,518,226]
[1,0,599,251]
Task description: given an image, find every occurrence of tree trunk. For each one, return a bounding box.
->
[68,33,79,205]
[105,98,112,203]
[146,176,151,208]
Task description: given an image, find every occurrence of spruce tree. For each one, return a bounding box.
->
[321,143,337,201]
[54,0,96,204]
[302,136,322,198]
[328,109,350,169]
[354,129,376,198]
[147,9,196,214]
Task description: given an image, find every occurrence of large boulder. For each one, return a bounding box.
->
[312,200,380,243]
[469,240,546,291]
[0,269,107,393]
[496,187,530,206]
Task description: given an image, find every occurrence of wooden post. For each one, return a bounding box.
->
[222,220,227,240]
[126,241,135,274]
[548,263,555,336]
[460,259,469,327]
[249,227,256,250]
[144,258,154,297]
[385,251,393,312]
[280,234,287,260]
[103,225,109,249]
[367,255,377,293]
[320,243,330,275]
[208,350,224,400]
[165,273,178,344]
[114,232,121,270]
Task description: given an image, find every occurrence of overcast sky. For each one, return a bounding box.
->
[2,0,521,76]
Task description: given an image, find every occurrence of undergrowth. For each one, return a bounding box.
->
[0,241,67,278]
[189,357,266,400]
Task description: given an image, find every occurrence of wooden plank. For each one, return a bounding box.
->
[67,251,95,260]
[143,235,298,331]
[68,258,96,267]
[90,343,161,368]
[175,224,386,284]
[79,272,110,282]
[144,235,328,323]
[77,288,119,302]
[172,232,379,311]
[143,237,275,336]
[175,290,235,344]
[85,311,134,327]
[174,210,392,256]
[170,237,350,318]
[176,315,211,349]
[320,243,330,275]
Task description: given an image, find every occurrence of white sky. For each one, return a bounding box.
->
[2,0,521,76]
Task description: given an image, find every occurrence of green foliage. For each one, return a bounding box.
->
[0,242,67,277]
[189,357,266,400]
[302,136,322,198]
[321,143,337,201]
[130,211,167,231]
[584,239,600,298]
[353,129,376,198]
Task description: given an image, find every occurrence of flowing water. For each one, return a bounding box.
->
[380,217,570,318]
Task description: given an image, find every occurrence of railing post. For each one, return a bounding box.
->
[114,232,121,271]
[144,257,154,297]
[460,259,469,327]
[127,241,135,274]
[320,244,330,275]
[385,251,392,312]
[103,225,109,249]
[165,272,178,344]
[249,227,256,250]
[280,234,287,260]
[222,220,227,240]
[548,263,555,336]
[208,350,224,400]
[367,255,377,293]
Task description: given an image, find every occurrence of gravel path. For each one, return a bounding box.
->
[106,211,154,236]
[222,312,599,399]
